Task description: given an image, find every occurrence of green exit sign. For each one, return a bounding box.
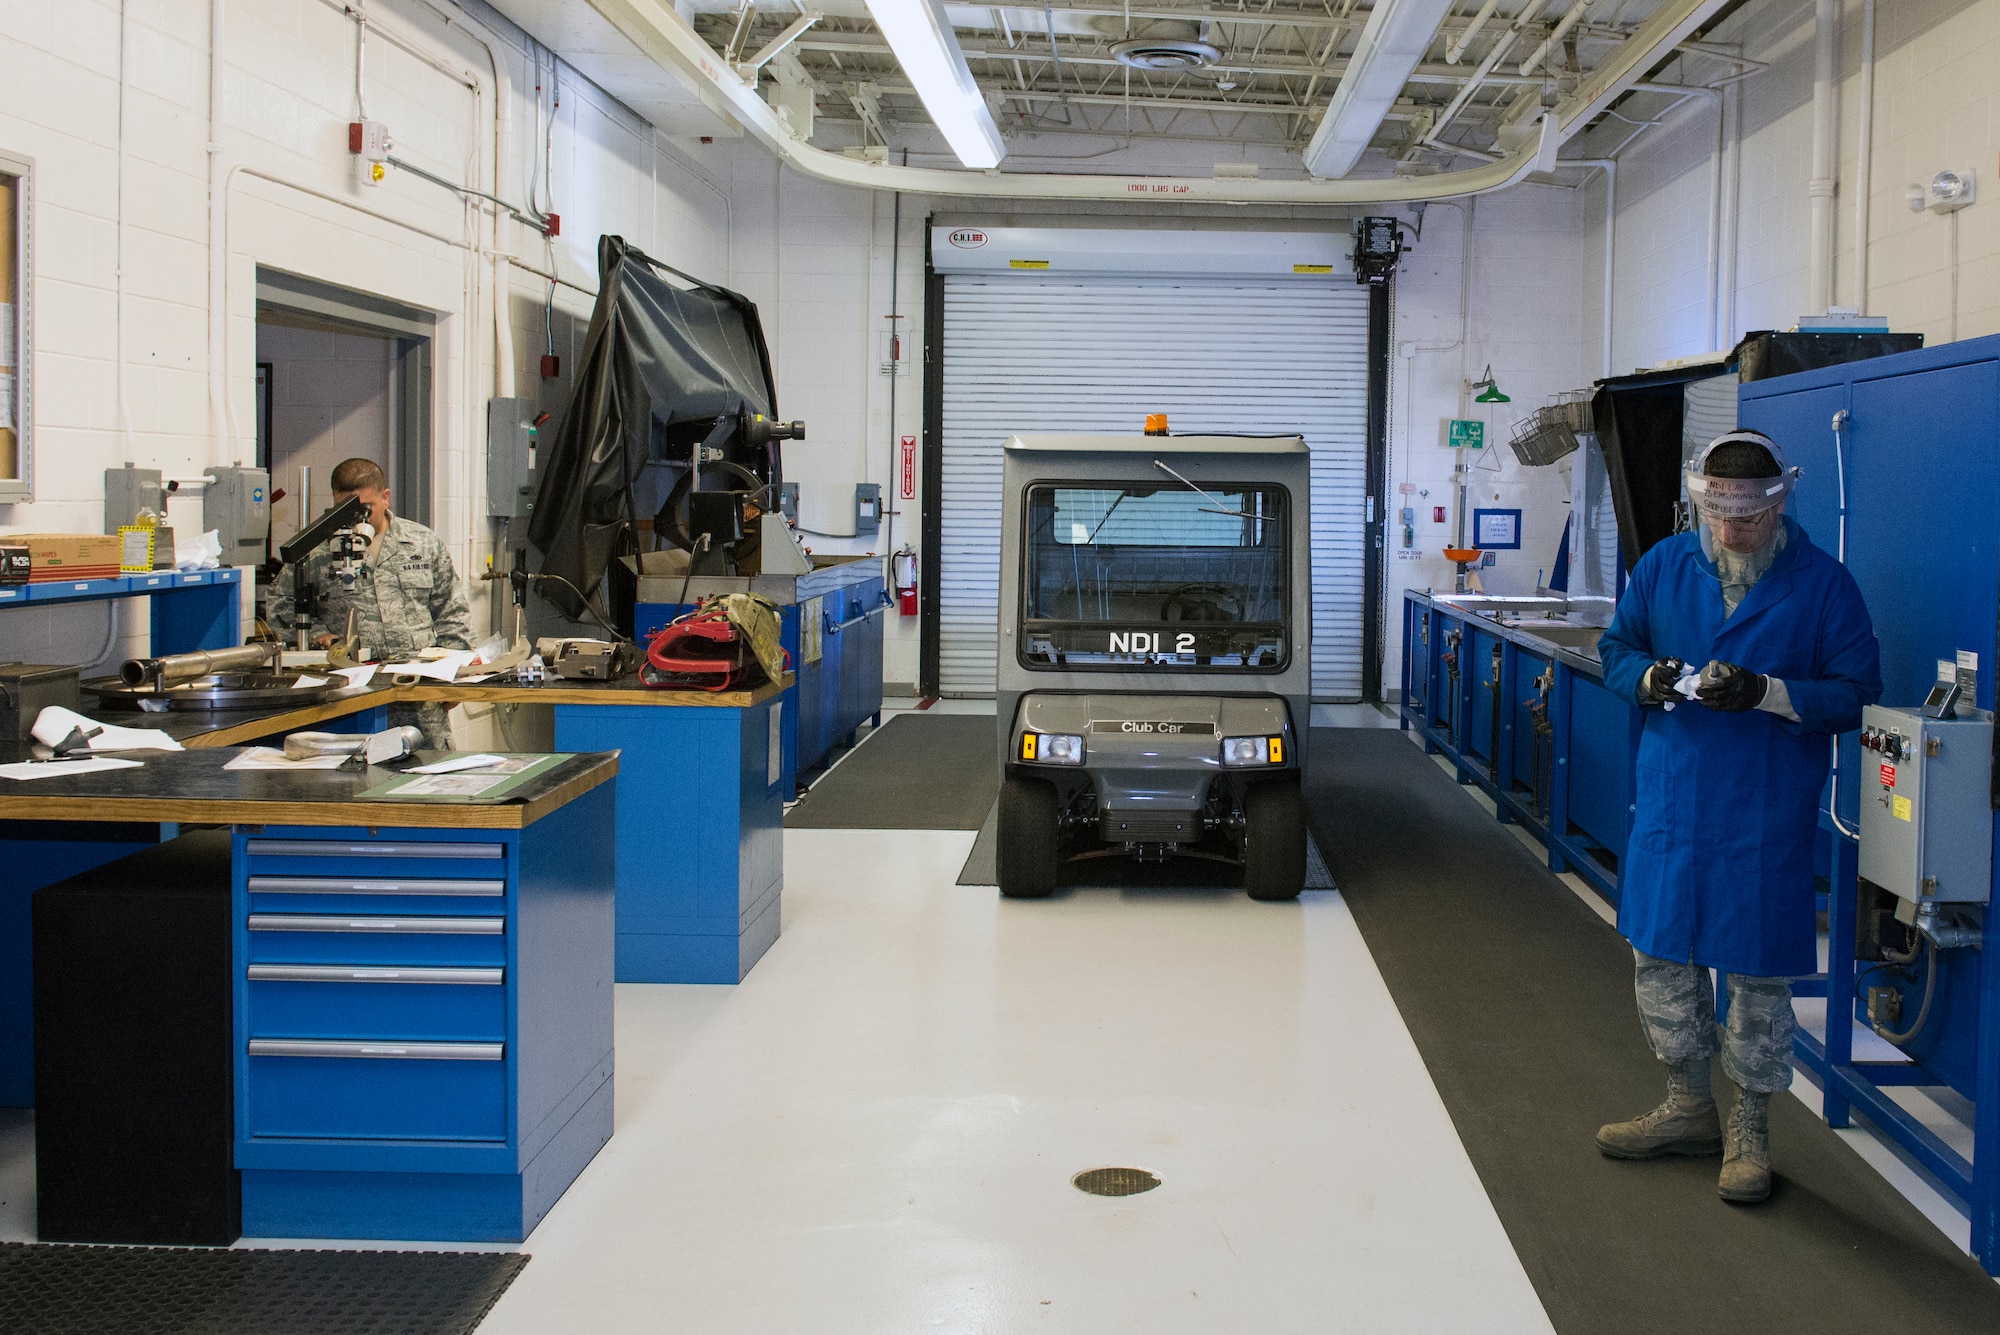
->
[1448,419,1485,449]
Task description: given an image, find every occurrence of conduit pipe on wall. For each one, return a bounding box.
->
[207,0,228,468]
[1570,158,1616,378]
[1852,0,1876,312]
[117,0,133,464]
[1808,0,1838,315]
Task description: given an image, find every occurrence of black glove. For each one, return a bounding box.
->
[1695,660,1767,712]
[1639,657,1687,705]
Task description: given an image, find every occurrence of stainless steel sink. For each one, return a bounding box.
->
[1504,626,1605,663]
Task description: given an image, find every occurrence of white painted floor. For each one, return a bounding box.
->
[472,827,1554,1334]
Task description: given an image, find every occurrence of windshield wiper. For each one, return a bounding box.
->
[1152,458,1266,522]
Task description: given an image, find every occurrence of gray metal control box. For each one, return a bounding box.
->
[854,482,881,535]
[486,397,540,519]
[203,465,270,563]
[104,465,167,531]
[1857,703,1994,905]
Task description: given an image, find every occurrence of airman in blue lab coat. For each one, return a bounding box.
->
[1594,430,1882,1204]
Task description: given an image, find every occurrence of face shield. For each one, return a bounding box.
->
[1685,432,1798,555]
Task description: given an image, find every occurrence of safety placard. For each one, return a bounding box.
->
[1879,763,1896,788]
[900,435,916,499]
[1892,795,1912,822]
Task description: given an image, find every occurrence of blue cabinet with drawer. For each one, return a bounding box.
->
[230,783,615,1243]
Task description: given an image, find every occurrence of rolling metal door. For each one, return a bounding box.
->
[939,274,1370,698]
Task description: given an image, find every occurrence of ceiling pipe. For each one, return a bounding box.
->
[1445,0,1501,64]
[1519,0,1590,76]
[583,0,1731,205]
[1419,0,1549,155]
[1852,0,1875,313]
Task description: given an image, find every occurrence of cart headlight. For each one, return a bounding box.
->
[1221,735,1286,767]
[1022,732,1084,765]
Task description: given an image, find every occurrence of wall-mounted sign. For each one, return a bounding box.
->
[1473,508,1523,550]
[900,435,916,500]
[1448,419,1485,449]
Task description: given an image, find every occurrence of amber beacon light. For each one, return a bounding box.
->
[1144,414,1170,436]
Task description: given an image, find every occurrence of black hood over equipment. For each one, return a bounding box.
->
[528,236,782,616]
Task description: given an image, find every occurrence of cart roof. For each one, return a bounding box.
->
[1003,434,1307,455]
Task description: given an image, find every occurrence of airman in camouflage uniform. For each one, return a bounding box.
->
[268,460,472,750]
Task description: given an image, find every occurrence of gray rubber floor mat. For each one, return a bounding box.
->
[1304,727,2000,1335]
[0,1241,527,1334]
[785,713,998,830]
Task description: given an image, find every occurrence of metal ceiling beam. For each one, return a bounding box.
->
[793,33,1552,85]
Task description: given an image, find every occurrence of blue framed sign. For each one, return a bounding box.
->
[1472,508,1523,550]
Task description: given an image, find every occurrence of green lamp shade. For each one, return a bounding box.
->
[1475,384,1510,403]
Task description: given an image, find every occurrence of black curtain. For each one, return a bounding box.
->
[528,236,778,615]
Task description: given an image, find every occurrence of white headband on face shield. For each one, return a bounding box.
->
[1685,431,1800,519]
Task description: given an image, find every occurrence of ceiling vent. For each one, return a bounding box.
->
[1104,18,1224,71]
[1111,37,1222,70]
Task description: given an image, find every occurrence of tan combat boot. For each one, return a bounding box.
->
[1718,1088,1772,1202]
[1596,1060,1724,1159]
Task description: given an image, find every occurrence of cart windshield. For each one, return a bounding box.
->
[1019,482,1289,672]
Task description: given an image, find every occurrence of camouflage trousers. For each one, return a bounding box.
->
[389,702,456,753]
[1633,948,1796,1094]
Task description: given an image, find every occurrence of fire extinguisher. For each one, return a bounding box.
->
[892,545,919,616]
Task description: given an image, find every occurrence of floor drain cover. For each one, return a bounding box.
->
[1072,1167,1161,1197]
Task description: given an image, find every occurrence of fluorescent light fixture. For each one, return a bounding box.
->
[1303,0,1457,180]
[862,0,1006,169]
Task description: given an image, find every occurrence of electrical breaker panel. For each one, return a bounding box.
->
[105,466,166,531]
[855,482,882,535]
[1857,703,1994,905]
[485,398,539,520]
[202,465,270,563]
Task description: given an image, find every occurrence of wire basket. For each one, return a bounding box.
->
[1507,390,1595,467]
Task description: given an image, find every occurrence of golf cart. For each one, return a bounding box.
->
[994,433,1312,900]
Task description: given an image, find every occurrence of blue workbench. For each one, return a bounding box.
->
[6,746,620,1243]
[402,678,790,986]
[0,569,247,1107]
[635,556,888,793]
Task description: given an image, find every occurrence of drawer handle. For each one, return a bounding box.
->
[248,1039,504,1061]
[247,876,505,898]
[247,914,505,935]
[247,965,504,985]
[246,840,504,860]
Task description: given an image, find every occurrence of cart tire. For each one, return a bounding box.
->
[998,776,1059,899]
[1243,780,1306,901]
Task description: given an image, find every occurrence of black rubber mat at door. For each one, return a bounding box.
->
[0,1243,527,1335]
[1304,728,2000,1335]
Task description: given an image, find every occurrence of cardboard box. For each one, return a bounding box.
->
[12,534,123,582]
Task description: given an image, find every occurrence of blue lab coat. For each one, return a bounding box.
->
[1598,518,1882,977]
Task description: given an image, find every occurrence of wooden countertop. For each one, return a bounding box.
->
[0,748,620,829]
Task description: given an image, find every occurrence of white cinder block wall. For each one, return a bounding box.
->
[0,0,726,730]
[1583,0,2000,376]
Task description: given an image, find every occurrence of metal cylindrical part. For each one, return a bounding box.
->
[121,642,277,686]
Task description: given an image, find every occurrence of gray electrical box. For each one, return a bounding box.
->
[486,397,540,519]
[203,465,271,563]
[779,482,799,525]
[855,483,881,536]
[105,465,167,531]
[1857,703,1994,905]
